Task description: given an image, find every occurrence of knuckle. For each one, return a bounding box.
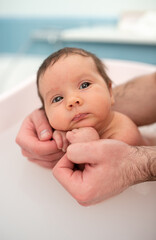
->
[74,190,92,204]
[21,149,28,157]
[77,201,90,207]
[15,135,20,145]
[39,162,55,168]
[30,142,42,156]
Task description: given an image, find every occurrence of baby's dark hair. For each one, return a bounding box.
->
[37,47,112,107]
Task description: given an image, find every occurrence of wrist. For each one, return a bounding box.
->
[141,146,156,181]
[127,146,156,186]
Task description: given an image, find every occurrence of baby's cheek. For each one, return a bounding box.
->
[48,112,67,131]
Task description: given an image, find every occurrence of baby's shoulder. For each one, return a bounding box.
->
[109,111,144,145]
[113,111,134,126]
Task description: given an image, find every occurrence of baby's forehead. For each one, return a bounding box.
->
[48,54,97,71]
[41,55,96,83]
[39,54,99,85]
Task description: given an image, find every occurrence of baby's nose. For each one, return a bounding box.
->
[66,97,83,110]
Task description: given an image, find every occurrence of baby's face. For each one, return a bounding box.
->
[39,55,114,134]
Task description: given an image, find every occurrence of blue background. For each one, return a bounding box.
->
[0,17,156,64]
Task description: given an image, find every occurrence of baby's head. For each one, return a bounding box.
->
[37,47,112,107]
[37,47,114,132]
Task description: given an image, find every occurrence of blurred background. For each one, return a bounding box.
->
[0,0,156,94]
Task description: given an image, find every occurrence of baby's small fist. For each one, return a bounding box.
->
[66,127,99,144]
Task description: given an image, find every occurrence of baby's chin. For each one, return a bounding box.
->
[69,122,97,131]
[54,119,98,132]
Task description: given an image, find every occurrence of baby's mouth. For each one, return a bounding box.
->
[72,113,88,122]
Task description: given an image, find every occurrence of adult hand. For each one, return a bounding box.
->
[53,140,153,206]
[16,109,64,168]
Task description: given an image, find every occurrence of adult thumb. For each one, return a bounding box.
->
[67,141,100,165]
[31,109,52,140]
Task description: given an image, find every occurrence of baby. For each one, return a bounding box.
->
[37,47,146,152]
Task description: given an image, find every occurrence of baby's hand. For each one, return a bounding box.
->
[53,130,69,152]
[66,127,99,144]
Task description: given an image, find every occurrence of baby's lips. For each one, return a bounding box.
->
[72,113,88,122]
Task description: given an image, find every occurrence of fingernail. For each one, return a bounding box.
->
[40,129,51,140]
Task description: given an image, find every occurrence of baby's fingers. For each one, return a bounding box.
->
[53,131,63,150]
[62,134,70,152]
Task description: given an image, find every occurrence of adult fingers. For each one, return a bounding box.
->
[31,109,53,140]
[52,154,83,194]
[19,136,59,156]
[52,154,99,205]
[67,141,102,165]
[28,158,59,168]
[16,110,55,155]
[22,148,64,161]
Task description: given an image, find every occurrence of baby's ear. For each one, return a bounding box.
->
[108,82,115,105]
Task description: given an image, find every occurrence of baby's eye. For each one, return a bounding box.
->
[52,96,63,103]
[79,82,91,89]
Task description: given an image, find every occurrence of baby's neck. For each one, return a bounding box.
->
[97,111,115,138]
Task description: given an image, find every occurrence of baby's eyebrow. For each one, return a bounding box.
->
[45,88,57,99]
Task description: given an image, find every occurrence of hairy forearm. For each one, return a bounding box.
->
[112,72,156,126]
[127,146,156,186]
[139,146,156,181]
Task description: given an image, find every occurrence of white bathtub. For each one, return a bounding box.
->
[0,59,156,240]
[0,54,44,95]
